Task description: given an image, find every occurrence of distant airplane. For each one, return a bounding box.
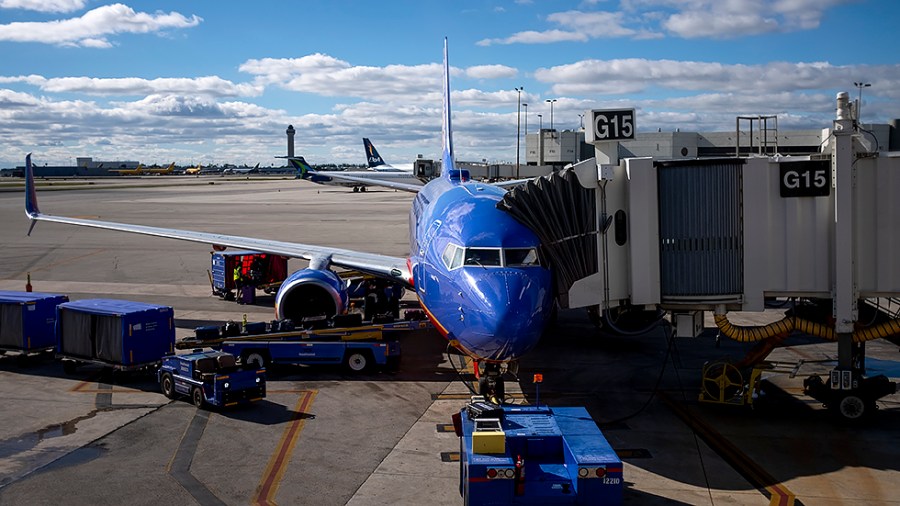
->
[108,163,144,175]
[223,163,260,175]
[144,162,175,175]
[184,163,203,175]
[24,39,549,399]
[363,138,405,172]
[288,157,424,192]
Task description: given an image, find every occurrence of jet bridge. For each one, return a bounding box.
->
[498,94,900,420]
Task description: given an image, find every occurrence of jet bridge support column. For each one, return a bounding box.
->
[833,92,857,371]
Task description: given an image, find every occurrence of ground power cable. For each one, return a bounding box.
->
[669,329,716,505]
[598,323,677,427]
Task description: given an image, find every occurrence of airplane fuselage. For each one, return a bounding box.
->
[409,176,553,361]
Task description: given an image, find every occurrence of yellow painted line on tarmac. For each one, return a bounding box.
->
[659,392,796,506]
[70,380,92,392]
[252,390,317,506]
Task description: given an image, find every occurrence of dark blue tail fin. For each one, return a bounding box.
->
[363,138,386,168]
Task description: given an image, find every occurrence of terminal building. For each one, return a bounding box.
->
[5,157,140,177]
[451,117,900,180]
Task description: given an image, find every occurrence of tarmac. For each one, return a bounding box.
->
[1,175,900,505]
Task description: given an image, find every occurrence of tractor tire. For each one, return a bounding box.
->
[160,372,175,399]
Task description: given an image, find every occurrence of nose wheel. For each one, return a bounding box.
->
[477,362,506,403]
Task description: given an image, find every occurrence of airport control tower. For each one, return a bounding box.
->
[286,125,295,158]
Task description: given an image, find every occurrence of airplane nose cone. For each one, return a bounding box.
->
[455,268,552,361]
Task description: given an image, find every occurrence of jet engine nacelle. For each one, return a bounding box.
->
[274,268,348,323]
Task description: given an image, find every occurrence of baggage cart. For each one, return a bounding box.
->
[56,299,175,373]
[0,291,69,354]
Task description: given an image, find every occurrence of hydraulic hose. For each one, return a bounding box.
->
[714,313,900,343]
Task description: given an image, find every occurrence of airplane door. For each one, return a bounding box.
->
[416,220,442,295]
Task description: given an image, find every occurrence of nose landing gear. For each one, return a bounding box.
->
[477,362,512,403]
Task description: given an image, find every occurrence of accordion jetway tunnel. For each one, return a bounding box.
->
[499,94,900,421]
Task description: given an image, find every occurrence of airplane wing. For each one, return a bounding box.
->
[23,154,412,286]
[319,172,422,193]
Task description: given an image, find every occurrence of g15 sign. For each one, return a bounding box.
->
[586,109,635,143]
[779,160,831,198]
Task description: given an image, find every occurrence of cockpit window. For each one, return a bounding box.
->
[442,243,465,270]
[505,248,539,266]
[464,248,502,267]
[443,245,541,269]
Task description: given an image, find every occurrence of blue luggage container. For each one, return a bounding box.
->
[56,299,175,369]
[0,291,69,352]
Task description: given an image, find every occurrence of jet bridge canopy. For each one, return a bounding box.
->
[497,168,598,305]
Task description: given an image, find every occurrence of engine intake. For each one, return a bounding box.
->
[274,268,348,323]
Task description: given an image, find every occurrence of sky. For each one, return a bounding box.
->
[0,0,898,168]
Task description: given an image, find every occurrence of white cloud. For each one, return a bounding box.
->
[240,54,445,101]
[477,0,854,45]
[0,0,85,12]
[466,65,518,80]
[535,58,900,98]
[2,75,263,97]
[0,3,202,47]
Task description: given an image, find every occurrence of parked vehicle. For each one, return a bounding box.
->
[158,350,266,408]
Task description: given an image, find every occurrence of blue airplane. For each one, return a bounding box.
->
[24,39,551,398]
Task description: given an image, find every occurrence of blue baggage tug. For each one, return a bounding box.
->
[0,291,69,354]
[56,299,175,373]
[158,349,266,409]
[456,403,623,505]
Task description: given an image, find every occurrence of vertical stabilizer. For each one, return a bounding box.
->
[288,157,314,179]
[363,138,386,168]
[441,37,456,180]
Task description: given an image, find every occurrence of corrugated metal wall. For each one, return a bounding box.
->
[657,159,743,299]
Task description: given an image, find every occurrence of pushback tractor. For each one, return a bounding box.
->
[455,401,623,505]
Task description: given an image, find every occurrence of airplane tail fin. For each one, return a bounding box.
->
[288,157,314,179]
[363,138,386,168]
[25,153,41,234]
[441,37,457,182]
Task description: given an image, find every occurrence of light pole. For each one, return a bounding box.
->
[545,99,557,131]
[578,113,585,130]
[523,103,528,135]
[853,81,871,122]
[536,114,544,166]
[515,87,524,179]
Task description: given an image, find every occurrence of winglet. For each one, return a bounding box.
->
[25,153,40,235]
[441,37,456,180]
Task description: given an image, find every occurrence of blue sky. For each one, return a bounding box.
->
[1,0,897,168]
